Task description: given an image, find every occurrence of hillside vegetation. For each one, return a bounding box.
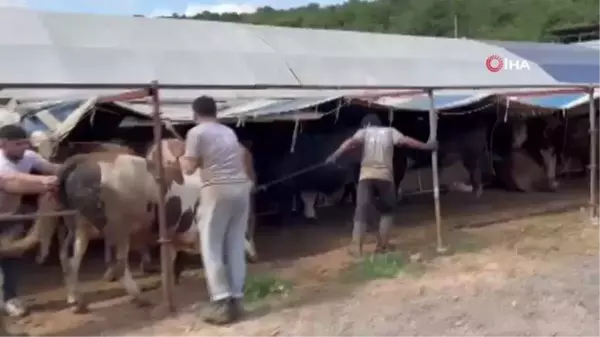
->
[165,0,599,41]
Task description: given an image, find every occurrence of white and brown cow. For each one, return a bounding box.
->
[496,116,562,192]
[34,142,157,276]
[145,138,258,284]
[51,151,160,312]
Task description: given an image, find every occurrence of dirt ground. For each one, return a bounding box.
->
[6,183,599,336]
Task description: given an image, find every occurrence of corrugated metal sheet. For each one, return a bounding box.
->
[1,95,339,138]
[117,96,340,122]
[0,7,596,103]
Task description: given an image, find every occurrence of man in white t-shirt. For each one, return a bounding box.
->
[179,96,252,325]
[0,124,59,318]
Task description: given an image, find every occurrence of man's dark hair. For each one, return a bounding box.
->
[0,124,28,140]
[360,113,382,127]
[192,95,217,118]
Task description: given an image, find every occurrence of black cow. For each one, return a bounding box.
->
[554,114,592,178]
[254,127,409,222]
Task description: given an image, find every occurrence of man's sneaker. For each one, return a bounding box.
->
[4,299,28,318]
[230,298,245,320]
[200,299,233,325]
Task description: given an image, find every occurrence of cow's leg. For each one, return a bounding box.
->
[172,249,185,285]
[62,221,90,313]
[104,239,111,266]
[139,248,157,275]
[338,183,357,205]
[131,228,160,275]
[115,239,150,307]
[462,149,484,198]
[540,149,558,191]
[299,191,318,220]
[35,194,61,265]
[102,243,120,282]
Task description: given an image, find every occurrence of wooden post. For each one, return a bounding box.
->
[151,81,175,312]
[426,90,446,253]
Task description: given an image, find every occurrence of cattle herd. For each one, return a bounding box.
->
[0,108,596,315]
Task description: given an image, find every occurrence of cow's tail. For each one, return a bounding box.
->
[53,155,87,261]
[56,154,87,208]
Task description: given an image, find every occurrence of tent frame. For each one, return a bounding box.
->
[0,81,597,313]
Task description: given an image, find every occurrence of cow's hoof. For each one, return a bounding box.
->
[246,255,259,264]
[151,303,175,318]
[102,269,118,282]
[132,298,152,308]
[71,303,89,314]
[140,264,160,275]
[35,254,47,265]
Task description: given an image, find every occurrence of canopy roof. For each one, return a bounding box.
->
[0,8,598,102]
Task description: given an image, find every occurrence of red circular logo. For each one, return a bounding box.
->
[485,55,504,72]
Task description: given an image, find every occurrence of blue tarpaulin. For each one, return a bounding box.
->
[374,93,493,111]
[508,92,598,110]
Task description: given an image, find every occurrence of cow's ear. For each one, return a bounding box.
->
[167,140,185,158]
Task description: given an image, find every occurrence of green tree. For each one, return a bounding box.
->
[167,0,599,41]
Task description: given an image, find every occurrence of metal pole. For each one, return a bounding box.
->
[0,210,77,222]
[427,90,446,253]
[588,88,598,225]
[0,82,596,91]
[151,81,175,312]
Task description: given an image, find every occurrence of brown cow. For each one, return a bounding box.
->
[52,151,159,312]
[34,142,156,275]
[145,138,258,284]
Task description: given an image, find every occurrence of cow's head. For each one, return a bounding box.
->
[146,139,185,189]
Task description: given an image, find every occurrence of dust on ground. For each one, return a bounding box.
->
[122,210,600,336]
[10,207,598,336]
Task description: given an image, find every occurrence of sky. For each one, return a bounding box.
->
[0,0,345,17]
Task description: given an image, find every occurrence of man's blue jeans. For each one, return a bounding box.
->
[0,258,18,301]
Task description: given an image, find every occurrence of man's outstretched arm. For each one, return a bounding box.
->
[392,129,437,151]
[0,172,56,194]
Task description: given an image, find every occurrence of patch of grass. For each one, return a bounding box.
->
[341,252,408,283]
[244,274,293,303]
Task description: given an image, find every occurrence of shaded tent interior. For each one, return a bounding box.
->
[12,94,597,198]
[13,92,598,159]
